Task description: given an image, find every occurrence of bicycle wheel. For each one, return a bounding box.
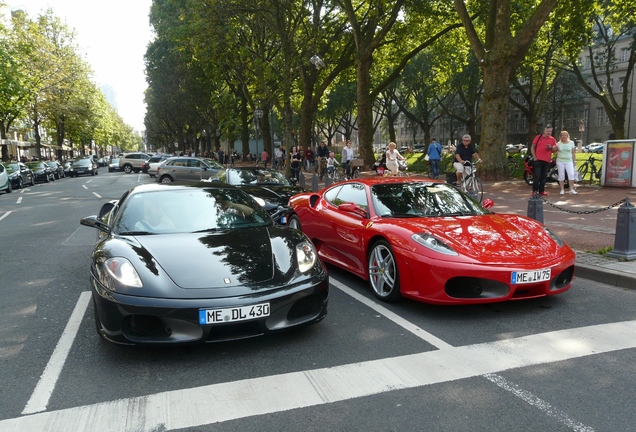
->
[577,164,589,184]
[352,168,360,179]
[470,177,484,203]
[507,159,516,178]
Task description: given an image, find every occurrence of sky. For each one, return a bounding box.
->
[11,1,153,132]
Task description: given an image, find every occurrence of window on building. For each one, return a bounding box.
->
[585,56,591,68]
[609,78,614,91]
[605,113,610,126]
[521,115,527,131]
[621,48,629,62]
[619,77,625,92]
[596,107,604,126]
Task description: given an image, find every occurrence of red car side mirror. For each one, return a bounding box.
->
[338,202,368,218]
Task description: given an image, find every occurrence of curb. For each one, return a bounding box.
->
[575,262,636,290]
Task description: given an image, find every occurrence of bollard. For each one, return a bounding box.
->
[298,173,305,188]
[527,192,544,224]
[606,197,636,260]
[325,175,333,187]
[312,174,319,192]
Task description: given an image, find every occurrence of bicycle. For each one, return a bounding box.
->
[459,160,483,203]
[384,159,409,177]
[577,154,602,184]
[507,156,517,178]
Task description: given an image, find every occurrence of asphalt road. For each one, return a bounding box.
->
[1,172,635,432]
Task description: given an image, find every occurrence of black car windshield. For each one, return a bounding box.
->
[371,182,489,217]
[115,187,272,235]
[74,159,92,166]
[223,169,291,186]
[6,163,19,174]
[26,162,45,170]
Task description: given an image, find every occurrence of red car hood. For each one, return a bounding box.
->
[396,214,570,264]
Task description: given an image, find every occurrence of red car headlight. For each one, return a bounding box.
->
[411,233,458,256]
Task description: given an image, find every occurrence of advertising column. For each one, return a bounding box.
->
[602,140,635,187]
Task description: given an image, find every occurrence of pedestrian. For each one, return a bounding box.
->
[530,126,558,196]
[385,142,405,176]
[341,140,354,178]
[454,134,482,184]
[304,146,314,173]
[290,146,302,181]
[427,138,443,179]
[261,149,269,169]
[218,148,225,167]
[275,147,283,170]
[556,130,578,195]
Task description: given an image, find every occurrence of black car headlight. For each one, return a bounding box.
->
[543,227,565,247]
[103,257,143,289]
[296,241,317,273]
[411,233,459,256]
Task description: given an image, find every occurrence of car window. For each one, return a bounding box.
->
[333,183,368,210]
[188,159,202,168]
[323,185,343,205]
[0,164,4,174]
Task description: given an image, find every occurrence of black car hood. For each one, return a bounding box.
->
[239,185,306,205]
[127,228,294,290]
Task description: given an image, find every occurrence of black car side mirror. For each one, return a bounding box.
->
[81,215,111,234]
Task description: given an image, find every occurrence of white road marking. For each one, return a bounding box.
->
[0,211,11,222]
[92,192,102,198]
[16,197,22,204]
[483,373,595,432]
[82,185,88,190]
[21,292,92,415]
[331,278,453,349]
[4,320,634,431]
[20,188,28,193]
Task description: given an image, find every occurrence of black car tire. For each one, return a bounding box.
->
[45,175,50,183]
[288,214,302,230]
[93,298,106,340]
[30,176,35,186]
[160,175,173,184]
[368,240,402,302]
[123,164,133,174]
[17,178,23,189]
[4,182,12,193]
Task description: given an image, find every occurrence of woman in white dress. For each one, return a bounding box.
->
[385,142,405,176]
[556,131,578,195]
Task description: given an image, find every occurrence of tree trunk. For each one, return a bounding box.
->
[480,62,513,181]
[356,56,374,167]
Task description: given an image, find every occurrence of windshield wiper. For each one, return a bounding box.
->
[192,227,229,233]
[444,212,470,217]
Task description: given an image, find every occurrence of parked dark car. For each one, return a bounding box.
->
[45,160,65,179]
[210,167,308,224]
[25,161,55,183]
[79,182,328,345]
[69,158,98,177]
[5,162,35,188]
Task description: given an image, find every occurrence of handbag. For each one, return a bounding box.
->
[424,154,430,161]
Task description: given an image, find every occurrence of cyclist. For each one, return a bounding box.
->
[326,152,339,177]
[454,134,482,183]
[316,141,329,176]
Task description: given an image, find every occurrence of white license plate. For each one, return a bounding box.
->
[511,268,551,284]
[199,303,270,325]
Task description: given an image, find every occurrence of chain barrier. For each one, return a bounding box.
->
[539,196,628,215]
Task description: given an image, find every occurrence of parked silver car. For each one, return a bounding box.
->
[155,157,223,183]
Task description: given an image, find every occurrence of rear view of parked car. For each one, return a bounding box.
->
[26,161,55,183]
[69,158,98,177]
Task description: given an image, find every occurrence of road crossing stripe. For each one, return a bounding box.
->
[3,319,635,431]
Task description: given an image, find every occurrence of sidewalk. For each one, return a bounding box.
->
[298,170,636,291]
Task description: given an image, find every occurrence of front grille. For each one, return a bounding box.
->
[122,315,171,338]
[287,295,322,321]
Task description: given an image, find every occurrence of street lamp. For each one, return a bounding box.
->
[254,108,264,162]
